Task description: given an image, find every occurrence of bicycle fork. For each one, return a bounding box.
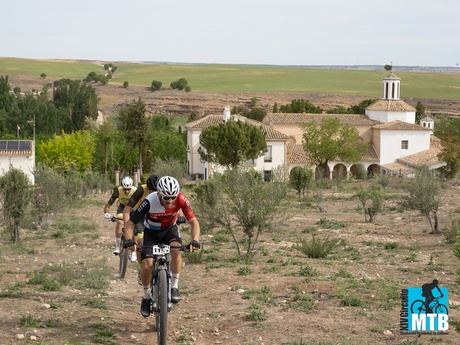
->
[151,265,172,313]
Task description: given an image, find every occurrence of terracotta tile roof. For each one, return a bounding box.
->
[383,72,400,80]
[366,99,415,112]
[397,143,444,168]
[382,137,445,174]
[0,140,32,156]
[362,144,379,162]
[372,120,431,131]
[286,143,309,165]
[186,115,290,140]
[381,161,415,175]
[263,113,378,126]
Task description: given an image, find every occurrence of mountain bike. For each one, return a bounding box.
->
[104,213,136,279]
[410,295,448,315]
[148,217,190,345]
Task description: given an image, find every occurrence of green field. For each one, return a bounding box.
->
[1,57,460,100]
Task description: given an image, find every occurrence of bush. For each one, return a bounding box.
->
[443,215,460,243]
[170,77,189,91]
[294,236,340,258]
[151,80,162,91]
[316,218,345,229]
[123,81,129,88]
[290,166,313,197]
[245,303,267,322]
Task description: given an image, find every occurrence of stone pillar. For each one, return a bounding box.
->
[133,169,140,186]
[114,170,120,186]
[346,165,351,180]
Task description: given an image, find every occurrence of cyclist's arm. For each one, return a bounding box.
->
[104,187,119,213]
[189,217,200,242]
[435,285,443,297]
[125,199,150,240]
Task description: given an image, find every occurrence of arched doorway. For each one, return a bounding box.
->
[350,164,366,179]
[332,164,347,180]
[315,164,330,180]
[367,164,381,177]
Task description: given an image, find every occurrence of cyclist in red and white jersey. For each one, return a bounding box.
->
[124,176,201,317]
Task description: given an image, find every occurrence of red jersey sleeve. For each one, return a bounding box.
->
[177,193,196,221]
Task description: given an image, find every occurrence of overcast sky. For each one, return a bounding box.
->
[1,0,459,66]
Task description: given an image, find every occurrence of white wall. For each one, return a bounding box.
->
[366,110,415,124]
[187,130,206,176]
[256,141,285,172]
[0,155,35,184]
[379,130,431,165]
[187,128,286,179]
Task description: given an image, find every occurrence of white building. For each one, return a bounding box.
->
[186,107,290,180]
[0,140,35,184]
[186,73,445,180]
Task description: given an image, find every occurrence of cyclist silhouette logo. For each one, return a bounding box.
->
[400,279,449,334]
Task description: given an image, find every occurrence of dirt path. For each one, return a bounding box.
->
[1,182,460,345]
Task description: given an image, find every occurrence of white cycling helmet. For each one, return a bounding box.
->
[157,176,180,198]
[121,176,133,188]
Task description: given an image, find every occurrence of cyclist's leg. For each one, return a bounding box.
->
[113,204,124,254]
[140,230,155,317]
[166,226,182,302]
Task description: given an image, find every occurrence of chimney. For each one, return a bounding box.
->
[223,105,231,122]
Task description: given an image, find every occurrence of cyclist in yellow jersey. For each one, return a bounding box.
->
[104,176,137,255]
[123,175,161,262]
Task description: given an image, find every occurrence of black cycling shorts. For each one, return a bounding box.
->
[116,204,125,215]
[141,225,182,260]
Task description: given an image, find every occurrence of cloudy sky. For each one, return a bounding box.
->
[2,0,459,66]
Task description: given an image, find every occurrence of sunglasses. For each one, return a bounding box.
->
[161,195,177,201]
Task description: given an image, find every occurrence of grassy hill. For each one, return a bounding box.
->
[1,57,460,100]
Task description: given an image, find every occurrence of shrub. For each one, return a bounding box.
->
[245,303,267,322]
[122,81,129,88]
[443,215,460,243]
[316,218,345,229]
[294,236,340,258]
[151,80,162,91]
[290,166,313,197]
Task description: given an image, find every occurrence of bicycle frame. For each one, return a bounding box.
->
[151,244,172,311]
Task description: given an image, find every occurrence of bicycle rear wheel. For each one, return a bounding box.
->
[118,237,129,279]
[155,269,168,345]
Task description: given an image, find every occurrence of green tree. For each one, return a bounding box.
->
[170,78,189,90]
[123,81,129,88]
[272,102,279,113]
[302,118,367,174]
[93,119,117,174]
[194,170,287,256]
[199,121,267,168]
[435,117,460,178]
[349,99,377,114]
[0,168,31,242]
[415,101,425,124]
[151,80,162,91]
[117,98,148,175]
[405,167,442,233]
[53,79,98,132]
[289,166,313,198]
[40,73,47,79]
[279,99,322,113]
[355,187,384,223]
[37,131,95,172]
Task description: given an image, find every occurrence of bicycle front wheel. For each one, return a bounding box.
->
[118,239,129,279]
[155,269,168,345]
[435,303,448,314]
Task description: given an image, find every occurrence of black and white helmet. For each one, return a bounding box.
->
[157,176,180,198]
[121,176,133,188]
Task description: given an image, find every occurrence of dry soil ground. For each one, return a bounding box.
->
[1,178,460,345]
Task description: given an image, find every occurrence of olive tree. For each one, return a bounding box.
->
[0,168,31,242]
[194,170,287,256]
[405,167,442,233]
